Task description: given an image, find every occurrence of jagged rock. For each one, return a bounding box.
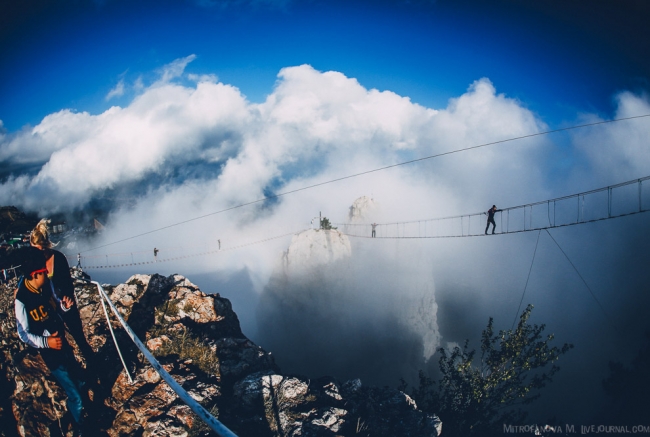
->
[348,195,379,223]
[282,229,352,274]
[0,272,441,437]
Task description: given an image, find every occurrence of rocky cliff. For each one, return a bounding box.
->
[0,269,441,437]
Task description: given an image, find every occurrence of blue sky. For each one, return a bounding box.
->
[2,0,650,426]
[2,0,648,133]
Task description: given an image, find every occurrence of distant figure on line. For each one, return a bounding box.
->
[371,223,378,238]
[154,247,159,262]
[77,253,81,268]
[218,239,221,250]
[485,205,502,235]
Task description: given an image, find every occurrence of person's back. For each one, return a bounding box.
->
[31,219,94,361]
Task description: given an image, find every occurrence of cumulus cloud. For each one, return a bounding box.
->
[571,91,650,184]
[4,58,646,242]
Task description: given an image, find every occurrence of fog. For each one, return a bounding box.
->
[2,58,650,423]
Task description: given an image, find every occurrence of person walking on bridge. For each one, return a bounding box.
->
[485,205,502,235]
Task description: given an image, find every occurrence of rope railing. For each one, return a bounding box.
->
[86,279,239,437]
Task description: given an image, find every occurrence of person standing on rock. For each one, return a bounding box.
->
[30,219,95,361]
[14,246,87,434]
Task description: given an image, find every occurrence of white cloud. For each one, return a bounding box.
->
[188,73,219,83]
[155,54,197,85]
[571,91,650,184]
[134,76,145,92]
[105,78,125,101]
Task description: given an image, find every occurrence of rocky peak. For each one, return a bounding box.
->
[0,269,441,436]
[348,196,378,223]
[282,229,352,275]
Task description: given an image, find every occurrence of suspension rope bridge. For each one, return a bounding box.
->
[79,114,650,254]
[69,175,649,269]
[335,176,650,239]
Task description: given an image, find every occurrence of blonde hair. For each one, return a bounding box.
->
[30,218,57,249]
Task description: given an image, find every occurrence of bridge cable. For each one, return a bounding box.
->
[544,229,622,337]
[512,230,541,330]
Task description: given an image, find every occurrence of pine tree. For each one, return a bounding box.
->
[320,217,337,230]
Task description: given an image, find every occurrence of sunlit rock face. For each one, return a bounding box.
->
[257,197,441,388]
[348,195,378,223]
[282,228,352,275]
